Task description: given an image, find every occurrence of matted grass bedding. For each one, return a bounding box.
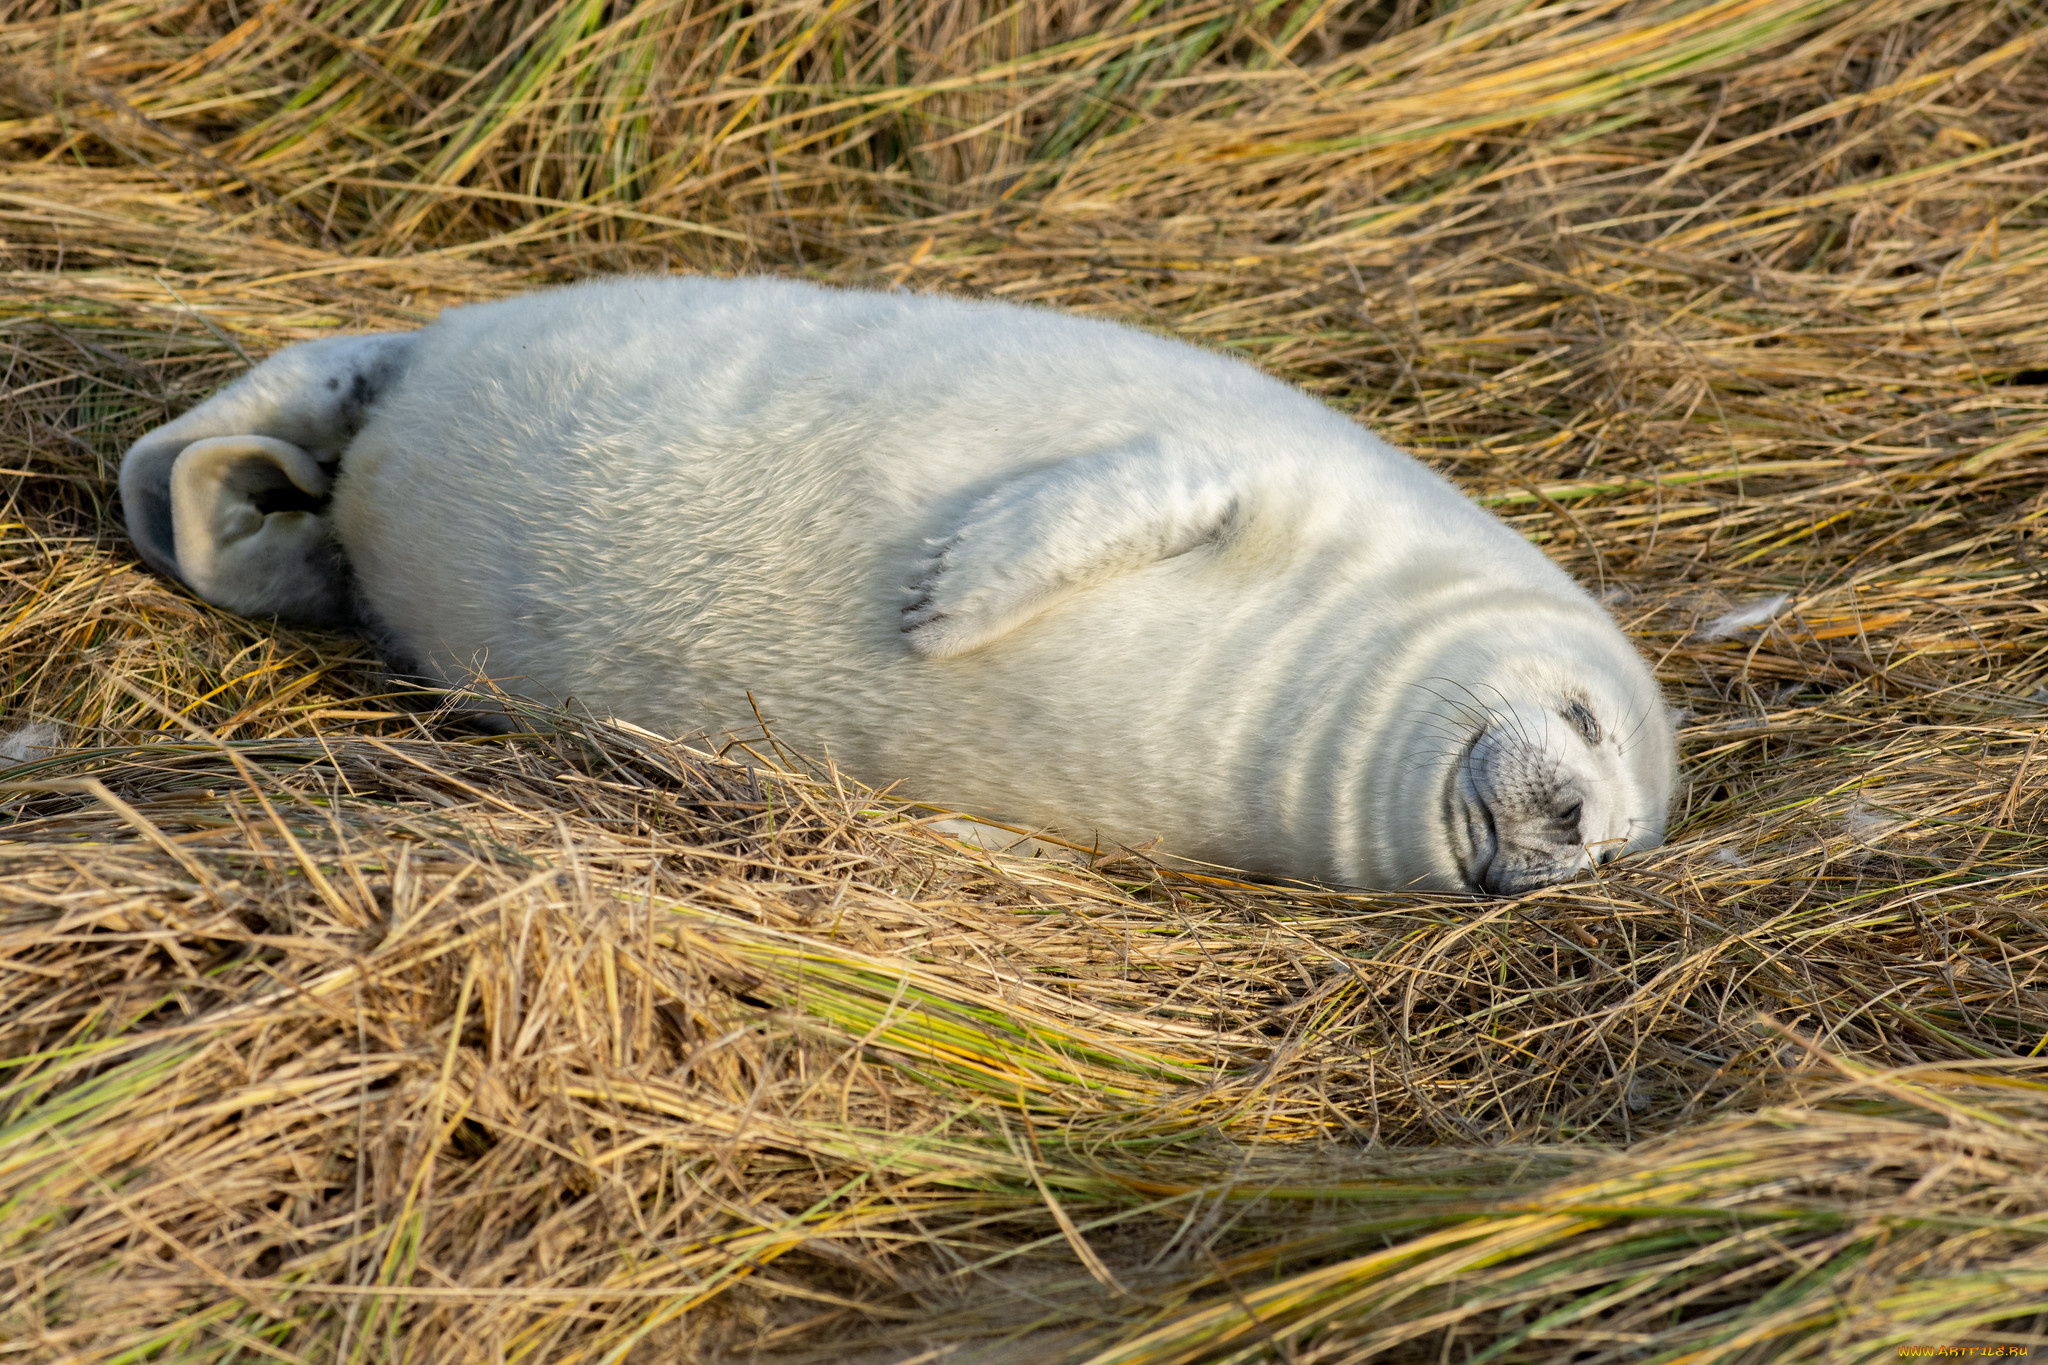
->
[5,0,2048,1360]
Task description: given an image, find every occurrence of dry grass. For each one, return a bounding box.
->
[5,0,2048,1359]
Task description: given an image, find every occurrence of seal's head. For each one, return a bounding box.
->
[1379,596,1676,895]
[1446,682,1673,895]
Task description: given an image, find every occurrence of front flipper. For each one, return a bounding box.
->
[120,331,415,616]
[902,443,1250,659]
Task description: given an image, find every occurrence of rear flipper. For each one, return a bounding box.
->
[169,436,351,624]
[119,332,415,625]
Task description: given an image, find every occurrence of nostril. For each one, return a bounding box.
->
[1558,799,1582,831]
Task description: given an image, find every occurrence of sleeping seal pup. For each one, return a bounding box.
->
[120,275,1675,894]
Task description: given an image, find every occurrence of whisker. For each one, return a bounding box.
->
[1617,692,1656,756]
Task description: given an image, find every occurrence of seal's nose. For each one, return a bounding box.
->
[1472,780,1595,895]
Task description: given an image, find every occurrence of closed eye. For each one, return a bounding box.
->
[1561,699,1601,745]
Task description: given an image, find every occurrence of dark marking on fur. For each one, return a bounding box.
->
[327,352,408,445]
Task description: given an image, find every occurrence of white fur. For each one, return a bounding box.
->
[0,721,63,767]
[123,276,1676,892]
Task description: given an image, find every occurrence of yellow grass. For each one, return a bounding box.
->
[4,0,2048,1359]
